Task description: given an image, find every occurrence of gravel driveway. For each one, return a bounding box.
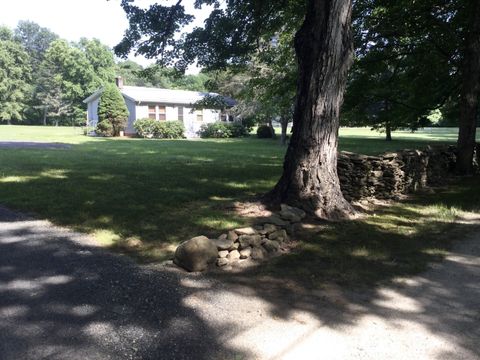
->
[0,205,479,359]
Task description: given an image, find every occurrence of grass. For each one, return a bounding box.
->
[0,125,479,284]
[260,176,480,287]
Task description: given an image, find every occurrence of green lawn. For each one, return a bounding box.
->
[0,125,479,277]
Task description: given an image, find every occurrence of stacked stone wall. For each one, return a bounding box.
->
[338,145,478,201]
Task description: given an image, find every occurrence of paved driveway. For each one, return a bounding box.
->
[1,206,479,359]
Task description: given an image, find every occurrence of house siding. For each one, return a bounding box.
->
[125,97,137,134]
[87,97,100,127]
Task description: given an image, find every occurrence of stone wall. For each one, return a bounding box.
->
[338,145,478,201]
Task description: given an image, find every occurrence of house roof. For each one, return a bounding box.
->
[84,86,236,107]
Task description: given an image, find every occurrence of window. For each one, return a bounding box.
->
[196,109,203,122]
[221,112,227,122]
[178,106,184,122]
[158,106,166,121]
[148,105,156,120]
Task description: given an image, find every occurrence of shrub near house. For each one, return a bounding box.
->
[96,84,129,136]
[198,122,247,138]
[134,118,185,139]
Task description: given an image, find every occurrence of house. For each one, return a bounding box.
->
[83,77,236,138]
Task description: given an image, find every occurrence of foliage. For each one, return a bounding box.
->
[77,38,116,87]
[343,0,478,139]
[115,1,305,72]
[115,61,210,91]
[257,125,275,139]
[95,120,114,137]
[133,119,185,139]
[98,84,129,136]
[198,122,233,138]
[14,20,58,71]
[230,122,248,137]
[155,121,185,139]
[198,122,247,138]
[0,35,31,122]
[241,117,256,133]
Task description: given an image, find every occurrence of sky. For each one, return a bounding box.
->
[0,0,213,73]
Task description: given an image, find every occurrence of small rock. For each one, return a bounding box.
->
[239,248,252,259]
[174,236,218,272]
[227,249,241,260]
[239,234,262,249]
[229,241,240,251]
[262,215,289,227]
[218,250,229,258]
[262,239,280,253]
[238,235,253,249]
[218,233,228,241]
[251,234,263,247]
[263,223,278,234]
[251,247,267,260]
[217,258,229,267]
[125,237,143,248]
[227,230,239,242]
[269,229,288,242]
[213,236,234,251]
[280,204,306,221]
[234,227,257,235]
[279,211,301,223]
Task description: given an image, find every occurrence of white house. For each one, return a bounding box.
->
[83,77,236,138]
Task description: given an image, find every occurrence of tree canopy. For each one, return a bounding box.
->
[0,30,31,123]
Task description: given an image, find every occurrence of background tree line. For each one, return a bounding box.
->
[0,21,211,126]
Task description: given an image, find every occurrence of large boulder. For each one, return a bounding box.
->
[174,236,218,272]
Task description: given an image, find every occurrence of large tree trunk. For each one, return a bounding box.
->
[267,0,354,219]
[457,0,480,174]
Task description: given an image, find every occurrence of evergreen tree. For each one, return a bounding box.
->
[97,84,129,136]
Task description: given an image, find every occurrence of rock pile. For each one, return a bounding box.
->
[337,146,460,201]
[174,204,305,272]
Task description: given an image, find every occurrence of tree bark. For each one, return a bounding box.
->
[43,107,47,126]
[457,0,480,175]
[280,116,289,145]
[385,120,392,141]
[267,0,354,219]
[267,119,276,138]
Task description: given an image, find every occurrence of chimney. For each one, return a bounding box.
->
[115,76,124,89]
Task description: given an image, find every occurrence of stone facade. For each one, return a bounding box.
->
[338,145,478,201]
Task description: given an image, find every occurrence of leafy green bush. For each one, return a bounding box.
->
[198,122,233,138]
[155,121,185,139]
[241,117,256,133]
[230,122,248,137]
[134,119,185,139]
[95,121,114,137]
[198,122,248,138]
[134,118,158,138]
[257,125,275,138]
